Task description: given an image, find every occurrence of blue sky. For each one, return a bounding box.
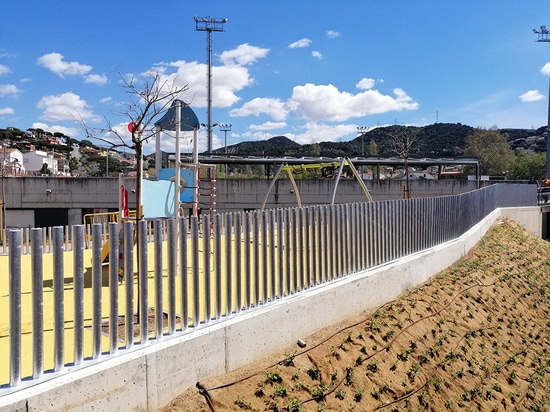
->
[1,1,550,154]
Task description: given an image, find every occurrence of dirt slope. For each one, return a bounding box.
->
[159,219,550,411]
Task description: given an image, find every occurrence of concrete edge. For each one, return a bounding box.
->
[0,206,540,411]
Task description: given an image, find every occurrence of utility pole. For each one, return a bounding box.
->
[194,16,228,155]
[533,25,550,177]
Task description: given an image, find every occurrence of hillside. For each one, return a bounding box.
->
[159,219,550,411]
[212,123,546,159]
[1,124,546,177]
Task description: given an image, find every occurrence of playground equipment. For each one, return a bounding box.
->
[261,157,372,211]
[83,100,217,267]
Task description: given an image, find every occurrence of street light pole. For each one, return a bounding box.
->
[357,126,369,157]
[219,123,232,177]
[219,123,232,154]
[194,16,228,155]
[533,25,550,177]
[357,126,370,178]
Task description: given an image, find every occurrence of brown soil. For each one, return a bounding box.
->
[158,219,550,411]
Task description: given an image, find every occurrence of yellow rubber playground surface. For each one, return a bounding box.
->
[0,238,228,386]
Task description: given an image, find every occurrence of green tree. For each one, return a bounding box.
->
[368,139,378,156]
[507,152,546,181]
[463,127,515,176]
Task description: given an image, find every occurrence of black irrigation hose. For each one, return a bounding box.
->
[197,267,540,410]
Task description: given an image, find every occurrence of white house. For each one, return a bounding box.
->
[23,150,58,175]
[0,148,25,176]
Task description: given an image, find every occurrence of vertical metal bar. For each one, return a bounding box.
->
[359,202,367,271]
[334,205,341,278]
[92,224,102,359]
[154,219,163,339]
[253,211,260,305]
[138,219,149,344]
[276,209,284,298]
[167,218,176,335]
[9,230,21,386]
[109,222,119,354]
[191,216,200,325]
[269,209,276,300]
[214,214,222,318]
[261,210,269,302]
[349,203,355,272]
[293,208,300,291]
[180,217,189,330]
[364,203,374,269]
[52,226,65,372]
[243,212,251,309]
[225,213,233,315]
[124,221,135,348]
[203,215,212,322]
[235,212,243,313]
[320,205,327,283]
[326,205,333,281]
[72,225,84,366]
[31,228,44,377]
[304,207,311,288]
[284,208,292,295]
[377,202,384,264]
[311,206,318,284]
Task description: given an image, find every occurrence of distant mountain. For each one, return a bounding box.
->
[215,123,546,159]
[212,135,301,156]
[2,123,546,162]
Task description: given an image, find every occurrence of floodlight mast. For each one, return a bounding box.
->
[219,123,232,154]
[533,25,550,177]
[194,16,228,155]
[357,126,370,157]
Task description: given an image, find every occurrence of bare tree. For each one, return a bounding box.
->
[80,72,188,312]
[82,71,187,216]
[388,126,421,199]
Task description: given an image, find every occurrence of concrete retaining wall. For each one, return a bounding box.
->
[0,207,540,412]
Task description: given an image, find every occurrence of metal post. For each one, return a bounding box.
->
[194,16,228,154]
[52,226,64,372]
[72,225,84,366]
[9,229,21,386]
[31,228,44,378]
[533,25,550,177]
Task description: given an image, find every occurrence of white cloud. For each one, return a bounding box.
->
[519,90,544,102]
[31,122,78,137]
[249,121,287,131]
[290,83,419,122]
[85,74,108,85]
[99,96,113,104]
[312,51,323,60]
[541,62,550,76]
[0,84,20,97]
[219,43,269,66]
[157,59,254,108]
[229,97,292,121]
[231,81,419,124]
[0,64,11,75]
[0,107,14,115]
[37,52,92,77]
[37,92,99,122]
[326,30,340,38]
[356,78,376,90]
[288,38,312,48]
[242,122,358,145]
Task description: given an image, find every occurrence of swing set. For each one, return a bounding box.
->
[260,157,373,211]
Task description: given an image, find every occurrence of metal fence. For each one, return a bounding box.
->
[1,183,536,391]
